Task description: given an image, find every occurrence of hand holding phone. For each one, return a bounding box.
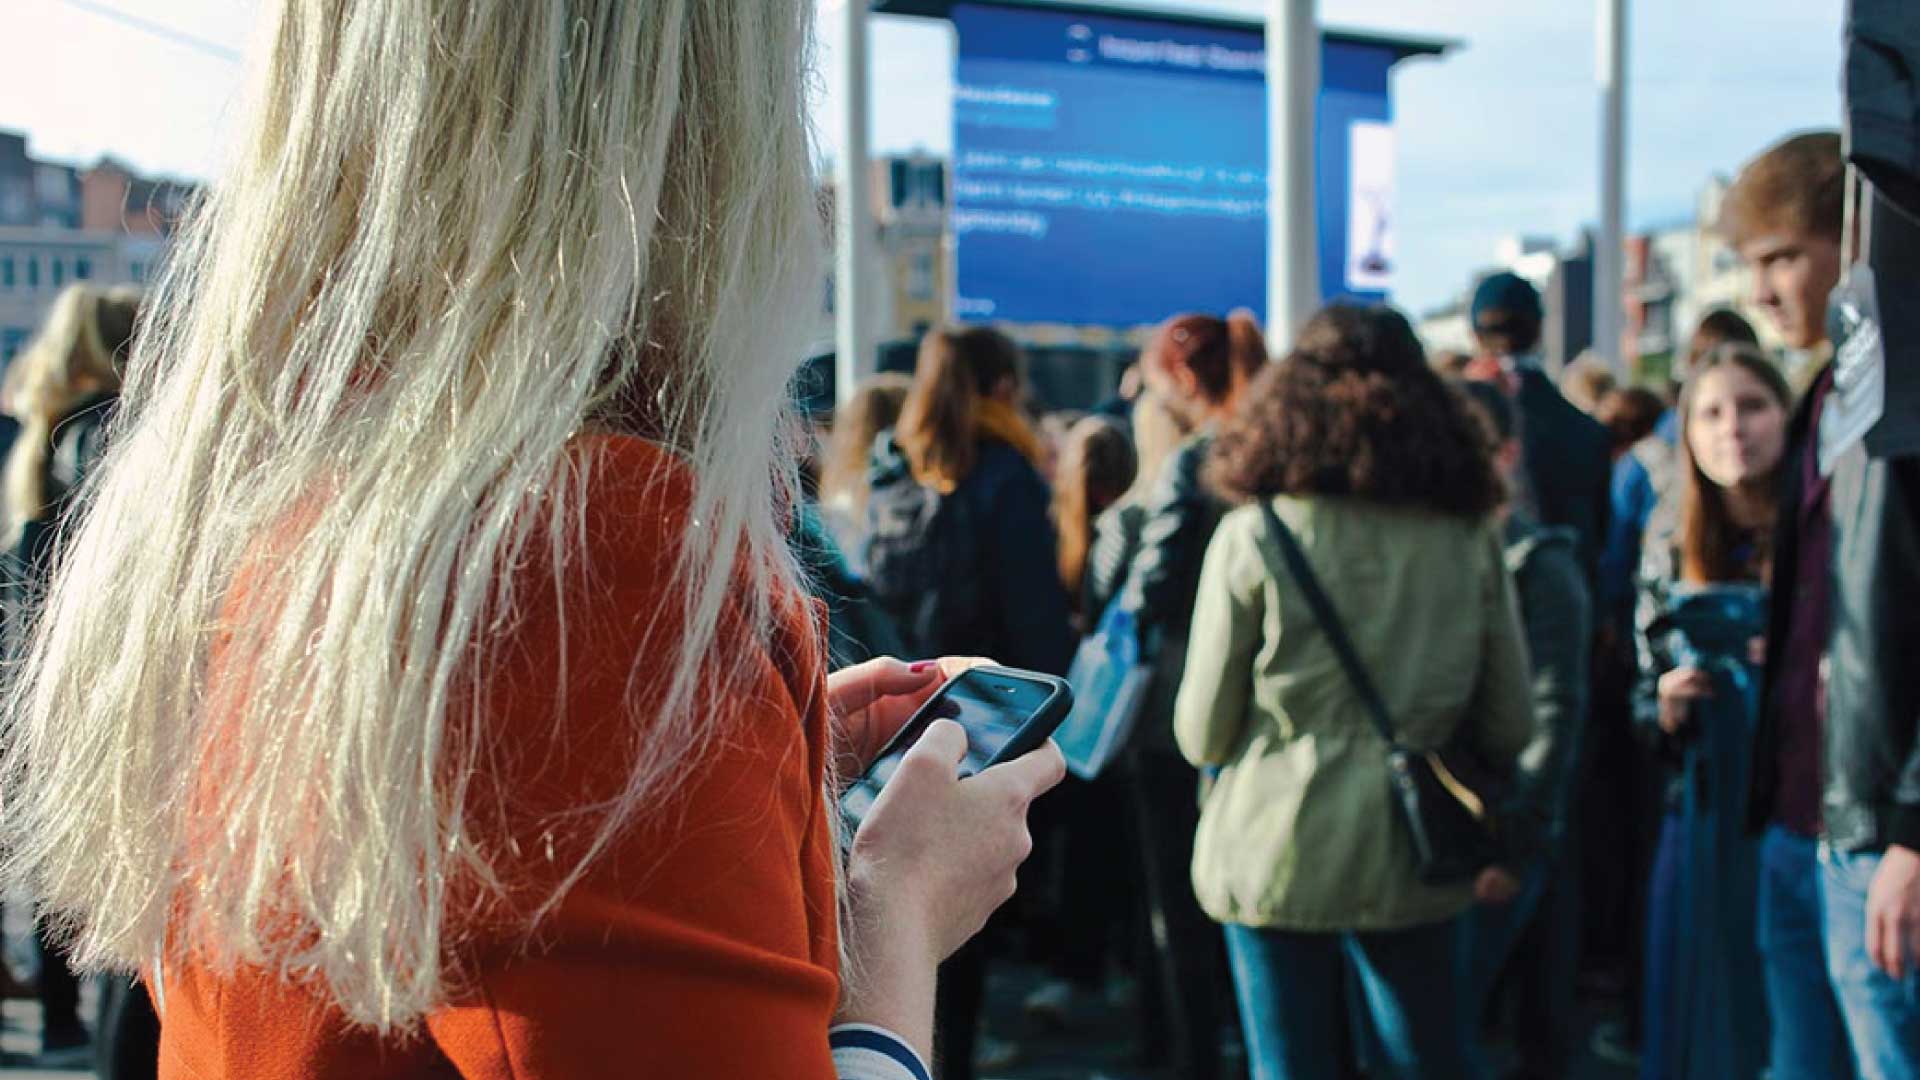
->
[835,714,1066,1051]
[850,718,1065,946]
[840,665,1072,828]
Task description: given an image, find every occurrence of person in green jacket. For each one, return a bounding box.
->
[1175,304,1533,1080]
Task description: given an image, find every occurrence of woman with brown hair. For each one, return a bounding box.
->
[1050,415,1135,628]
[1632,345,1821,1080]
[1175,303,1531,1080]
[866,325,1074,675]
[863,324,1076,1079]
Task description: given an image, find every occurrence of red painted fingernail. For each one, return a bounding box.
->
[911,661,937,673]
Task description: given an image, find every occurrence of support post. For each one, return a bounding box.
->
[1266,0,1321,355]
[836,0,874,404]
[1594,0,1628,370]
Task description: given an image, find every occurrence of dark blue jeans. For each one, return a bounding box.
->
[1223,918,1483,1080]
[1822,844,1920,1080]
[1641,812,1684,1080]
[1758,826,1855,1079]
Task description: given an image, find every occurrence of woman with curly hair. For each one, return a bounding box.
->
[1175,304,1533,1080]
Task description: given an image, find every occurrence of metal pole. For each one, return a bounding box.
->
[1267,0,1320,355]
[835,0,874,406]
[1594,0,1627,371]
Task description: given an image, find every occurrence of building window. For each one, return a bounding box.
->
[25,257,38,290]
[51,259,65,288]
[890,160,910,210]
[1,328,27,363]
[0,256,12,289]
[74,257,92,281]
[130,261,146,283]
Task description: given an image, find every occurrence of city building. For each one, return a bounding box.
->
[0,131,192,365]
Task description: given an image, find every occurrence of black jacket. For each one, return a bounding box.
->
[1752,369,1920,851]
[866,436,1076,676]
[1107,433,1220,756]
[1849,0,1920,218]
[1503,515,1593,863]
[1114,433,1218,657]
[1516,366,1614,589]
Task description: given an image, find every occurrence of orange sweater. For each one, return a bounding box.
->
[158,435,842,1078]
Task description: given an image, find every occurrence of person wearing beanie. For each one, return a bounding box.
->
[1466,271,1613,1075]
[1467,272,1613,591]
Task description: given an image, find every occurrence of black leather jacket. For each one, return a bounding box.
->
[1109,432,1220,756]
[1752,368,1920,851]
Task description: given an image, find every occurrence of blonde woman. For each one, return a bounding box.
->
[2,284,139,548]
[818,371,913,570]
[1084,391,1186,619]
[0,5,1061,1079]
[0,282,140,1068]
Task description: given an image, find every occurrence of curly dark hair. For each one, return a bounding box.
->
[1206,304,1503,518]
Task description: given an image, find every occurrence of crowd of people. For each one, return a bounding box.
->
[792,128,1918,1080]
[0,5,1910,1080]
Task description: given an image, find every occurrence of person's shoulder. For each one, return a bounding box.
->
[968,438,1045,499]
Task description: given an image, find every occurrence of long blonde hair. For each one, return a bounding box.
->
[0,0,821,1031]
[2,284,140,537]
[1123,390,1187,505]
[820,371,912,518]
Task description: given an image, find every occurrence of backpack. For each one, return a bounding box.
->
[861,435,985,658]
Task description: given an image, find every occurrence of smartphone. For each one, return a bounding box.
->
[840,665,1072,828]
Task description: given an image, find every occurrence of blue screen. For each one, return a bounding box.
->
[951,3,1395,328]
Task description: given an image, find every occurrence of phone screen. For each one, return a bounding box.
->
[840,669,1055,826]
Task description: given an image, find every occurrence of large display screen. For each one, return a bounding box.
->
[950,2,1398,328]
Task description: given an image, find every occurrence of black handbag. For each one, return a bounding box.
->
[1256,500,1503,885]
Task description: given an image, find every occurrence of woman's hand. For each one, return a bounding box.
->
[826,656,989,783]
[835,719,1066,1059]
[1656,667,1714,735]
[1474,867,1522,906]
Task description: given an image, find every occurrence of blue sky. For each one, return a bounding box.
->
[5,0,1845,314]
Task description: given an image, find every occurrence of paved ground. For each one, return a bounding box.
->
[0,963,1641,1078]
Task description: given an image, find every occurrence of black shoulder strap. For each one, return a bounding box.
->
[1255,499,1401,750]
